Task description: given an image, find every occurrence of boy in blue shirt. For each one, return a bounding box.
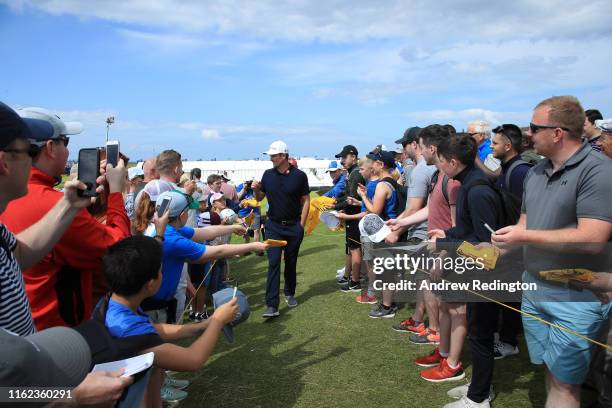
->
[103,235,240,407]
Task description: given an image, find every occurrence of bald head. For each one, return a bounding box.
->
[143,157,159,182]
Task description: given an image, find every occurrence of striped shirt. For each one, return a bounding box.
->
[0,224,35,336]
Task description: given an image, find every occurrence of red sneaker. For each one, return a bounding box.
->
[415,347,442,367]
[420,359,465,383]
[356,294,377,304]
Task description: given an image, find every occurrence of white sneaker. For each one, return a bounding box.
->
[447,383,495,402]
[443,396,490,408]
[493,340,519,359]
[336,266,345,274]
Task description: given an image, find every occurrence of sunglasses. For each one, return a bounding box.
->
[529,123,570,134]
[1,144,41,159]
[54,136,70,147]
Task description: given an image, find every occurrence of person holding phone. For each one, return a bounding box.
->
[0,106,130,331]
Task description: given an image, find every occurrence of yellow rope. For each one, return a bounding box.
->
[347,236,612,351]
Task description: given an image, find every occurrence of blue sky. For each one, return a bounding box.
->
[1,0,611,160]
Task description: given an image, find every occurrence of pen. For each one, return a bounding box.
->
[480,218,496,235]
[232,286,237,299]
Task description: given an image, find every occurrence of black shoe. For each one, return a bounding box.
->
[340,281,361,292]
[336,276,349,285]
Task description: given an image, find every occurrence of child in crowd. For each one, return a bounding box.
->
[102,235,239,407]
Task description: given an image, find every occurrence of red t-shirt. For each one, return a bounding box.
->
[427,172,461,231]
[0,168,130,330]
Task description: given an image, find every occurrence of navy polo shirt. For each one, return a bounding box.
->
[261,165,309,222]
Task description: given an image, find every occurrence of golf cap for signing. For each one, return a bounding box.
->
[325,160,342,172]
[320,211,341,229]
[595,119,612,132]
[335,144,358,158]
[128,167,145,181]
[0,327,91,387]
[0,102,32,149]
[359,213,392,243]
[366,150,396,169]
[157,190,199,218]
[395,126,422,145]
[219,208,238,224]
[212,287,251,343]
[17,107,83,144]
[264,140,288,155]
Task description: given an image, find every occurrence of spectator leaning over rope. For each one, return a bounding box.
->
[492,96,612,408]
[0,106,130,331]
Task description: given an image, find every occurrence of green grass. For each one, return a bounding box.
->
[177,223,549,408]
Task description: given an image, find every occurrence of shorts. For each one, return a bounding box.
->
[144,308,167,324]
[251,212,261,230]
[521,273,612,384]
[345,219,361,252]
[189,263,207,287]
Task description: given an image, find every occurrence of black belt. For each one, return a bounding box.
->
[269,217,299,226]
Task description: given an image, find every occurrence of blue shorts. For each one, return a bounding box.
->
[521,273,611,384]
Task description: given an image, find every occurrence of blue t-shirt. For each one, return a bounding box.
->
[105,298,158,338]
[478,139,493,162]
[360,179,397,220]
[236,183,261,217]
[153,225,206,301]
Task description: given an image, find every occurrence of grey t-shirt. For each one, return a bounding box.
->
[522,142,612,278]
[405,157,437,240]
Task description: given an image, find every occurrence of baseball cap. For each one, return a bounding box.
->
[135,179,175,206]
[197,211,221,228]
[395,126,422,145]
[220,208,238,224]
[212,287,251,343]
[264,140,288,155]
[157,190,199,218]
[208,192,225,207]
[0,102,32,149]
[325,160,341,172]
[359,213,392,243]
[334,144,358,158]
[595,119,612,132]
[17,107,83,144]
[0,327,91,387]
[320,211,341,229]
[128,167,145,181]
[366,150,396,169]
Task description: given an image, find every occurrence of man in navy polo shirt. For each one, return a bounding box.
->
[252,140,310,318]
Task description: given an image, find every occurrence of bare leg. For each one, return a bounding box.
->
[545,367,581,408]
[382,289,394,307]
[447,302,467,367]
[423,289,439,331]
[350,248,362,283]
[412,300,426,323]
[439,301,451,355]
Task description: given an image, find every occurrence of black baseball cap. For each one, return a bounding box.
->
[395,126,422,145]
[0,102,32,149]
[335,144,358,158]
[366,150,396,169]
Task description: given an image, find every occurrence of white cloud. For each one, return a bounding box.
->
[403,108,531,127]
[201,128,220,139]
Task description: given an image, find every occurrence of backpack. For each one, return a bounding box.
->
[381,177,407,216]
[430,170,450,205]
[504,159,532,194]
[463,180,521,228]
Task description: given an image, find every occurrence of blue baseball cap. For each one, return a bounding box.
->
[325,160,341,172]
[212,287,250,343]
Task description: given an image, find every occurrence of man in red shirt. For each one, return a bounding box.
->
[0,107,129,330]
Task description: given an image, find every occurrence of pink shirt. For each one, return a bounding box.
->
[427,172,461,231]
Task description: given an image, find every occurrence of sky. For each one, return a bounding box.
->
[1,0,611,161]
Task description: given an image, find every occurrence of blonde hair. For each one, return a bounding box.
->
[535,95,585,140]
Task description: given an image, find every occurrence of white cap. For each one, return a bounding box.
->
[220,208,238,224]
[128,167,144,181]
[320,211,340,229]
[17,107,83,142]
[264,140,288,155]
[595,119,612,132]
[359,213,392,243]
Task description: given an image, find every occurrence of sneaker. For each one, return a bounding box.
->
[493,341,519,360]
[340,281,361,292]
[355,294,377,304]
[188,311,208,322]
[262,306,280,318]
[337,266,346,275]
[391,317,424,333]
[164,377,190,390]
[285,296,298,308]
[368,303,398,319]
[442,396,490,408]
[160,386,188,403]
[447,383,496,402]
[420,359,465,383]
[409,328,441,345]
[415,347,443,367]
[336,276,349,285]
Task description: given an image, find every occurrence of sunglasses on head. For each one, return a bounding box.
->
[529,123,570,134]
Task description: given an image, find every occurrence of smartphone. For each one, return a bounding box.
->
[157,196,172,218]
[77,148,100,197]
[106,140,120,168]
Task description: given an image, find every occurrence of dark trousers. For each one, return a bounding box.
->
[265,220,304,308]
[499,302,522,347]
[467,302,499,403]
